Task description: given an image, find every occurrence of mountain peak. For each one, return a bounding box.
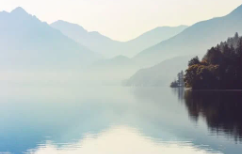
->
[53,20,68,24]
[11,7,28,15]
[52,20,80,27]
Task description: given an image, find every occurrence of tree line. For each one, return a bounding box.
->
[184,33,242,89]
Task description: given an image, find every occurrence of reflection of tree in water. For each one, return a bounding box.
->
[184,90,242,142]
[171,87,185,101]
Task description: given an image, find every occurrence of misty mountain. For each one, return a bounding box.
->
[83,55,139,85]
[0,7,99,69]
[51,20,120,58]
[125,56,194,87]
[123,26,187,57]
[91,55,133,67]
[51,21,187,58]
[134,4,242,67]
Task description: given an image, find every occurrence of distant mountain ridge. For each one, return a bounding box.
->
[51,20,121,58]
[51,21,187,58]
[123,25,188,57]
[125,56,193,86]
[92,55,132,67]
[127,4,242,86]
[0,7,99,69]
[133,4,242,67]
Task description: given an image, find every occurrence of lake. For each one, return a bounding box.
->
[0,85,242,154]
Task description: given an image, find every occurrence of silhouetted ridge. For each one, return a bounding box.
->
[11,7,28,15]
[133,4,242,67]
[52,20,87,32]
[51,20,187,58]
[0,7,99,69]
[227,4,242,16]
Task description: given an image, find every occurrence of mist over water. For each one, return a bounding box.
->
[0,84,241,154]
[1,3,242,154]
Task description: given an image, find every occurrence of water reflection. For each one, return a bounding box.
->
[183,90,242,142]
[0,86,242,154]
[26,126,221,154]
[171,87,185,101]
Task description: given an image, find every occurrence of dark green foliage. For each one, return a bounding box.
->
[188,56,200,66]
[185,33,242,89]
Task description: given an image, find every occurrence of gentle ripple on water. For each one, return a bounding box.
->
[0,86,241,154]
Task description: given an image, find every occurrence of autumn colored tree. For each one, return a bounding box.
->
[184,33,242,89]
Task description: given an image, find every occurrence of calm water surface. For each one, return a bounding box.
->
[0,85,242,154]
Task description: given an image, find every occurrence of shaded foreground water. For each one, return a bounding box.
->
[0,85,242,154]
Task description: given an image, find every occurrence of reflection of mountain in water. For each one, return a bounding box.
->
[2,86,242,154]
[183,90,242,142]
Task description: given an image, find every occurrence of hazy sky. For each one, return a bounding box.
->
[0,0,242,41]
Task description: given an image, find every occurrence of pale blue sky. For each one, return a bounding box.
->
[0,0,242,41]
